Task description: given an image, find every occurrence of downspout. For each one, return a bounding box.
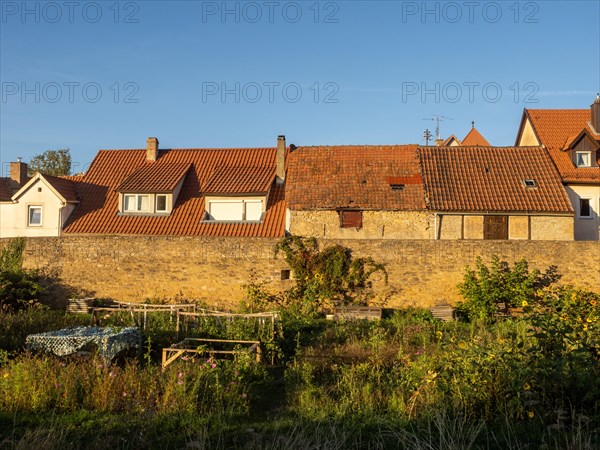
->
[434,213,439,240]
[58,202,66,237]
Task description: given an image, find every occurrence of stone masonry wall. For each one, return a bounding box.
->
[5,236,598,309]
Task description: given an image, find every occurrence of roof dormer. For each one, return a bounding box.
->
[115,162,191,215]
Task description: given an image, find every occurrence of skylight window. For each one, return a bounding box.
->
[523,179,537,188]
[390,184,405,191]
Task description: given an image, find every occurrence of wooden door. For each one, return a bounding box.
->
[483,216,508,240]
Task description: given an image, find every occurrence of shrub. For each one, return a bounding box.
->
[455,256,560,323]
[0,238,43,311]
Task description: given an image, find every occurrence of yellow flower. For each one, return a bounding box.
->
[2,373,8,379]
[458,341,468,350]
[521,300,528,307]
[523,382,531,391]
[590,300,597,306]
[586,317,593,323]
[435,331,443,340]
[583,324,588,331]
[560,314,568,321]
[528,411,535,419]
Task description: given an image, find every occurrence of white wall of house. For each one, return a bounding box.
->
[0,179,70,238]
[565,185,600,240]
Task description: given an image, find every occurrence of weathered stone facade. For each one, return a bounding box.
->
[7,236,598,309]
[288,210,434,239]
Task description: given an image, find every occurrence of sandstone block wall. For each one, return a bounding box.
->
[4,236,598,309]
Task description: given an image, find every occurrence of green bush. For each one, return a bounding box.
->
[455,256,560,323]
[0,238,43,311]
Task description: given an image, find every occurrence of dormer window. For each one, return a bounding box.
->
[576,151,591,167]
[156,195,167,213]
[207,199,263,222]
[124,194,149,212]
[116,162,191,216]
[523,179,537,188]
[202,166,275,223]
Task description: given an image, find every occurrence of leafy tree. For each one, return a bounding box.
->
[28,148,71,176]
[455,255,560,323]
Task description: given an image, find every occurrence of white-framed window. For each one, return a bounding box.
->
[28,206,42,226]
[123,194,150,212]
[207,199,263,221]
[575,151,591,167]
[578,198,593,219]
[156,195,167,212]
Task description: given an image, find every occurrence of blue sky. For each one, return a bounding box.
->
[1,0,599,174]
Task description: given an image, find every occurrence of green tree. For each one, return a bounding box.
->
[28,148,71,176]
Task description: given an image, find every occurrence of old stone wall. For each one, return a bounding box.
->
[5,236,598,309]
[288,210,434,239]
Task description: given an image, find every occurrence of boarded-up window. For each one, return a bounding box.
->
[483,216,508,240]
[339,210,363,228]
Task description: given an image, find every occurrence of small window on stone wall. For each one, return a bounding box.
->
[339,210,363,229]
[280,269,291,280]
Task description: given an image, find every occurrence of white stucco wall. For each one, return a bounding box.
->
[565,185,600,240]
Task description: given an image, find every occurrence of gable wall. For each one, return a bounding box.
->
[517,118,540,146]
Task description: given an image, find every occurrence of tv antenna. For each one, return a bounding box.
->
[423,115,453,141]
[423,128,433,145]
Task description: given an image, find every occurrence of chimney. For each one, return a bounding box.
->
[435,138,444,146]
[146,137,159,162]
[591,93,600,134]
[10,158,28,185]
[276,135,286,183]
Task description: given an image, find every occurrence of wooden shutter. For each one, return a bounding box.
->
[483,216,508,240]
[340,210,363,229]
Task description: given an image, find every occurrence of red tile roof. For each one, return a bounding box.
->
[420,146,573,214]
[63,148,286,237]
[42,174,79,202]
[203,166,275,195]
[286,145,425,210]
[521,109,600,183]
[116,162,191,193]
[0,178,15,202]
[461,127,491,146]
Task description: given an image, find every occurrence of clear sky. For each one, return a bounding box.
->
[1,0,599,174]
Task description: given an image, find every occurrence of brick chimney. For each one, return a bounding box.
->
[591,93,600,134]
[146,137,159,162]
[276,135,286,183]
[10,159,28,186]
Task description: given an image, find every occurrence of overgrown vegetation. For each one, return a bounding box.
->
[0,238,43,311]
[243,236,387,316]
[1,252,599,449]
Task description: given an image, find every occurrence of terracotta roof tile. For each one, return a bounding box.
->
[116,162,191,193]
[461,127,491,146]
[286,145,425,210]
[203,166,275,194]
[523,109,600,183]
[420,146,573,214]
[41,174,79,202]
[0,178,15,202]
[63,147,285,237]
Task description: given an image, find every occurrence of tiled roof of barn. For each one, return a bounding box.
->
[286,145,425,210]
[63,147,286,237]
[420,146,573,214]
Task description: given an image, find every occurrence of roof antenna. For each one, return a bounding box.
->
[423,115,453,141]
[423,128,432,145]
[471,121,475,129]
